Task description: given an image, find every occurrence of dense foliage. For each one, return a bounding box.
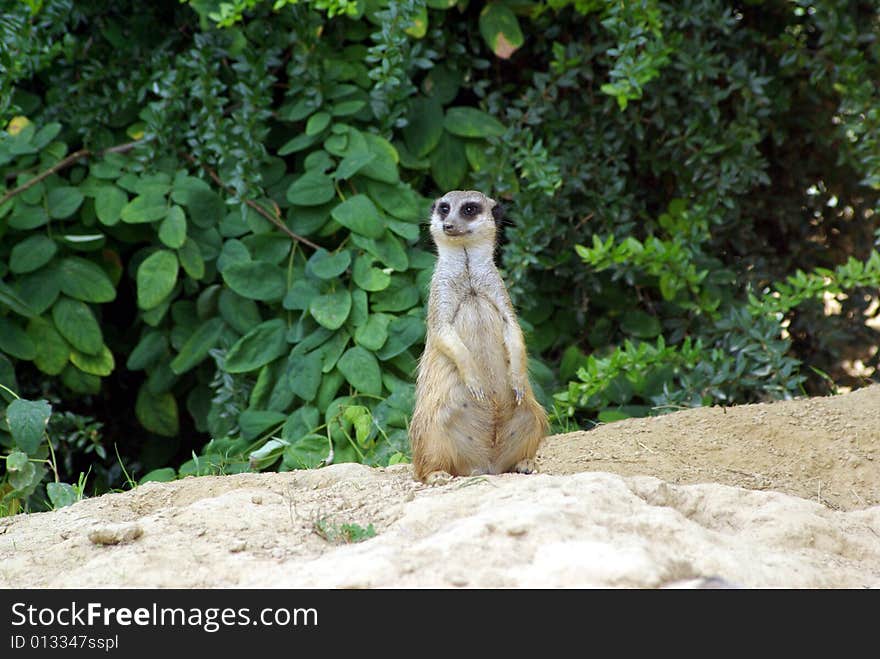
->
[1,0,878,513]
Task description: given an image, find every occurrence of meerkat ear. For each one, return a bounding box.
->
[491,203,505,225]
[430,201,436,214]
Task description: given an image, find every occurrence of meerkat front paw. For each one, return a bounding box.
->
[464,378,486,401]
[510,373,527,405]
[512,458,537,474]
[424,470,454,486]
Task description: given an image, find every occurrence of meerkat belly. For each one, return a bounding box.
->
[453,293,509,395]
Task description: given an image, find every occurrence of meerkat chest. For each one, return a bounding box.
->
[442,266,507,336]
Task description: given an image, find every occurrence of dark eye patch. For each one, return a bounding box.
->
[460,202,482,218]
[438,202,450,216]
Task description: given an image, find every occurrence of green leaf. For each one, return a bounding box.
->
[354,314,390,350]
[61,364,101,394]
[376,315,425,360]
[351,231,409,271]
[444,107,506,138]
[46,482,78,509]
[8,201,48,230]
[127,331,168,371]
[352,254,391,291]
[59,257,116,303]
[330,194,386,238]
[0,279,37,318]
[222,261,286,301]
[6,398,52,455]
[360,133,400,184]
[365,181,425,222]
[332,99,366,116]
[287,351,323,401]
[349,288,368,327]
[52,298,102,354]
[0,353,18,397]
[478,3,525,59]
[620,310,662,338]
[306,111,331,136]
[135,386,179,436]
[95,186,127,226]
[307,248,351,279]
[177,238,205,279]
[225,319,288,373]
[335,151,376,180]
[120,193,168,224]
[282,406,321,442]
[47,186,84,219]
[0,316,36,360]
[371,278,420,312]
[70,344,115,376]
[139,468,177,484]
[10,235,57,274]
[27,317,70,375]
[430,132,467,190]
[159,205,187,248]
[11,269,59,316]
[6,451,39,492]
[283,433,328,469]
[219,290,263,334]
[337,346,382,396]
[403,96,444,158]
[183,189,225,228]
[310,290,352,330]
[170,317,225,375]
[137,250,179,310]
[287,171,336,206]
[282,280,321,311]
[278,132,318,155]
[240,410,287,441]
[316,329,350,372]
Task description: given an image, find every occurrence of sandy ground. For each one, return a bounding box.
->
[538,383,880,511]
[1,385,878,588]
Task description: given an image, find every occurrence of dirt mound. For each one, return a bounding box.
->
[1,386,878,588]
[539,383,880,511]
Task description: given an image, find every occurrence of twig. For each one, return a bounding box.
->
[0,140,143,207]
[183,154,319,250]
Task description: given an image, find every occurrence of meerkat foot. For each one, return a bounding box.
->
[512,458,537,474]
[424,470,454,486]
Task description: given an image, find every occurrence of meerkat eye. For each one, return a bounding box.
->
[438,202,450,216]
[461,202,482,218]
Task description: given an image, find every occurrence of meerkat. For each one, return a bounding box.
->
[409,190,548,484]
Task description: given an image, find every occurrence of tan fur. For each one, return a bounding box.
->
[410,190,548,483]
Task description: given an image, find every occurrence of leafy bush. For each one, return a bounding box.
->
[1,0,878,509]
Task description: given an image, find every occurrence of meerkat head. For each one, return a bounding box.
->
[429,190,502,249]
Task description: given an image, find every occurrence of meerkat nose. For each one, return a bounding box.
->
[443,223,454,232]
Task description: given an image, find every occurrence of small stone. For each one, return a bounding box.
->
[448,574,469,587]
[252,494,263,505]
[229,539,247,553]
[88,522,143,546]
[505,523,528,537]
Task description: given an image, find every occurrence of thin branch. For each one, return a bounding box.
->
[0,140,143,207]
[183,154,320,250]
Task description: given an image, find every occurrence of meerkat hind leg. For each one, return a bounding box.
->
[512,458,537,474]
[495,402,545,475]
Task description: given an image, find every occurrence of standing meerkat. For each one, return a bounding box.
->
[409,190,548,484]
